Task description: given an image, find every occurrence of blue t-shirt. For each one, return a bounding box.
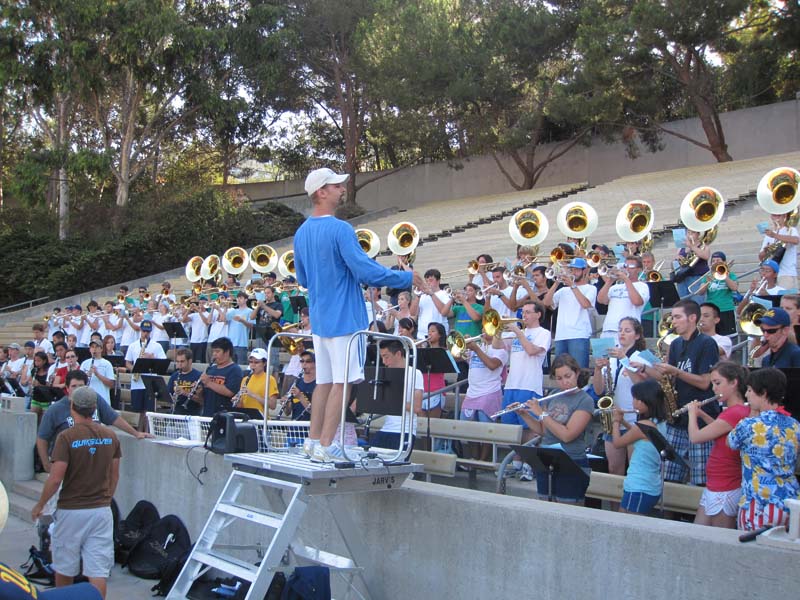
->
[202,362,244,417]
[291,377,315,420]
[762,341,800,368]
[668,330,719,428]
[226,308,254,347]
[168,368,203,415]
[0,562,101,599]
[38,394,118,452]
[294,215,413,337]
[624,420,667,496]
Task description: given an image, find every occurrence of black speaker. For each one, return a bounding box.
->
[205,412,259,454]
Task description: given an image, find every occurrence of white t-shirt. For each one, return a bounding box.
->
[761,226,798,277]
[34,339,54,356]
[466,345,508,397]
[505,326,551,394]
[125,338,166,391]
[551,284,598,340]
[47,317,61,340]
[207,308,228,344]
[602,356,635,413]
[489,286,527,318]
[365,299,389,325]
[416,291,450,339]
[380,367,424,435]
[150,313,170,343]
[187,311,209,343]
[712,333,733,359]
[103,314,123,344]
[120,318,139,347]
[80,357,115,402]
[602,281,650,332]
[63,316,79,339]
[5,357,26,378]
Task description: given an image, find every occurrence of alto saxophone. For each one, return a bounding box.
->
[132,340,147,382]
[661,373,679,424]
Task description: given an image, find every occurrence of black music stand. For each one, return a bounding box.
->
[74,347,91,363]
[132,358,171,377]
[0,376,24,397]
[141,374,171,412]
[289,296,307,313]
[754,294,783,308]
[32,385,65,405]
[105,355,125,369]
[637,422,689,516]
[417,348,459,449]
[355,366,410,461]
[512,445,589,502]
[163,322,188,357]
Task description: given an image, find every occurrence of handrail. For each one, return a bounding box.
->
[0,296,50,313]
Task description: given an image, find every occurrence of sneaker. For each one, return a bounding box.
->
[302,438,319,458]
[310,443,344,464]
[519,463,534,482]
[496,465,519,479]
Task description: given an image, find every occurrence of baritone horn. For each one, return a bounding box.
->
[680,186,725,231]
[739,303,768,337]
[557,201,598,239]
[278,250,295,279]
[509,208,549,247]
[249,245,277,274]
[222,247,250,275]
[387,222,420,257]
[185,256,204,283]
[757,167,800,215]
[482,309,519,337]
[355,228,381,258]
[616,200,654,242]
[446,331,483,360]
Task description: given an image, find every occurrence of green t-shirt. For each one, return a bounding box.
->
[705,272,738,312]
[452,303,483,336]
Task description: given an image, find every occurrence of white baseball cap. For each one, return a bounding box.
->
[249,348,269,361]
[304,168,349,196]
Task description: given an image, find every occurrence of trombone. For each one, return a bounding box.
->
[686,260,735,293]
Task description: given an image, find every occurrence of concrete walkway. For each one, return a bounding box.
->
[0,514,155,599]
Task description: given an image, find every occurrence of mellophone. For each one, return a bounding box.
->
[490,386,579,419]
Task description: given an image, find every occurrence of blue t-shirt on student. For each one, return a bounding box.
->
[202,362,244,416]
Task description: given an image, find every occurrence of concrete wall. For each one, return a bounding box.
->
[234,99,800,214]
[0,410,35,484]
[107,436,795,600]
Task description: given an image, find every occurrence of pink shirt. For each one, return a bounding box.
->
[706,404,751,492]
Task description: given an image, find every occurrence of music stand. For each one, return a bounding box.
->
[105,355,125,369]
[32,385,65,405]
[132,358,171,377]
[637,422,689,516]
[163,322,188,358]
[512,445,588,502]
[289,296,307,313]
[355,366,410,461]
[74,347,91,363]
[141,374,171,412]
[754,294,783,308]
[416,347,459,450]
[0,376,24,397]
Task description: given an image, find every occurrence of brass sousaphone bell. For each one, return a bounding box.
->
[757,167,800,215]
[557,201,599,240]
[355,228,381,258]
[679,187,725,232]
[508,208,549,247]
[249,245,278,274]
[200,255,220,281]
[185,256,204,283]
[278,250,295,279]
[616,200,654,242]
[387,221,420,265]
[222,246,250,275]
[739,303,768,337]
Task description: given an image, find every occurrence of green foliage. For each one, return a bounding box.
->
[0,187,304,306]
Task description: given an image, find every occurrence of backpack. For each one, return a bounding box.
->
[127,514,191,580]
[116,500,160,564]
[150,544,193,596]
[281,566,331,600]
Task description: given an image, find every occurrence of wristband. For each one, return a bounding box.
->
[538,412,549,421]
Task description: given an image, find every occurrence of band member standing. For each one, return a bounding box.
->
[543,257,596,368]
[125,320,166,431]
[167,348,203,416]
[31,323,54,358]
[759,212,799,290]
[199,337,243,417]
[294,167,421,463]
[462,333,507,462]
[596,256,649,340]
[80,340,115,405]
[182,297,212,363]
[410,269,450,339]
[640,300,719,485]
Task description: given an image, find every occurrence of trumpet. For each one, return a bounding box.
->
[671,394,722,418]
[466,260,501,276]
[445,331,483,360]
[475,283,498,300]
[645,270,663,282]
[490,386,580,419]
[376,303,401,319]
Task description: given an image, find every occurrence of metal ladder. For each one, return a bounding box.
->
[167,467,343,599]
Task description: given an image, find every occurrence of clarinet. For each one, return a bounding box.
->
[231,374,252,408]
[86,358,95,384]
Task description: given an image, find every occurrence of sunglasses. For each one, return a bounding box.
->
[761,327,782,335]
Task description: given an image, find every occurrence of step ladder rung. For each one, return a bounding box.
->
[231,469,303,492]
[217,502,284,528]
[191,550,259,583]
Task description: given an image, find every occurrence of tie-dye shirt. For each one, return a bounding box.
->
[727,410,800,515]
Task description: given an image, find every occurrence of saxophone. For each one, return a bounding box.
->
[604,358,615,395]
[661,372,679,424]
[132,339,147,382]
[655,320,679,424]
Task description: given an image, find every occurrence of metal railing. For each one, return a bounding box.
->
[0,296,49,314]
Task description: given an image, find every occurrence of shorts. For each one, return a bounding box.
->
[699,488,741,517]
[738,499,790,532]
[422,393,442,410]
[499,389,541,429]
[52,506,114,578]
[130,388,153,412]
[664,425,711,485]
[535,458,591,502]
[621,490,661,514]
[312,333,365,385]
[460,408,494,423]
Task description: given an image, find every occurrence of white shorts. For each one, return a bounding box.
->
[312,333,365,385]
[52,506,114,578]
[699,488,741,517]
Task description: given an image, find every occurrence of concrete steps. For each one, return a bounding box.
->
[8,479,43,524]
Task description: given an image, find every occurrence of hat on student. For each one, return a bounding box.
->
[761,259,780,274]
[711,251,727,261]
[7,343,20,351]
[23,341,35,349]
[0,562,104,599]
[755,307,790,328]
[265,272,277,280]
[283,276,297,284]
[249,348,268,361]
[591,244,612,254]
[71,386,98,411]
[568,257,588,269]
[304,167,349,196]
[89,340,102,347]
[140,320,153,332]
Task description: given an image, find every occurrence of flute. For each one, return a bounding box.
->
[671,394,722,418]
[490,386,579,419]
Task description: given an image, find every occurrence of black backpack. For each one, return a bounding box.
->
[127,514,192,580]
[116,500,160,564]
[150,544,194,596]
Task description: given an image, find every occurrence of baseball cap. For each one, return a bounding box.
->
[761,259,780,273]
[711,251,727,261]
[265,272,277,280]
[71,386,98,411]
[89,340,102,347]
[304,167,349,196]
[569,257,588,269]
[140,320,153,332]
[249,348,269,361]
[283,276,297,284]
[591,244,612,253]
[7,343,20,350]
[23,341,35,349]
[755,307,790,328]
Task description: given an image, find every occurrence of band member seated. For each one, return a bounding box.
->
[167,348,203,416]
[610,379,669,515]
[512,354,595,504]
[728,368,799,531]
[754,307,800,367]
[124,319,167,431]
[285,349,315,421]
[370,340,424,451]
[687,362,750,529]
[235,348,279,417]
[199,337,243,417]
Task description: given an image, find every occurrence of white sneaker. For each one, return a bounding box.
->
[310,444,343,464]
[302,438,319,458]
